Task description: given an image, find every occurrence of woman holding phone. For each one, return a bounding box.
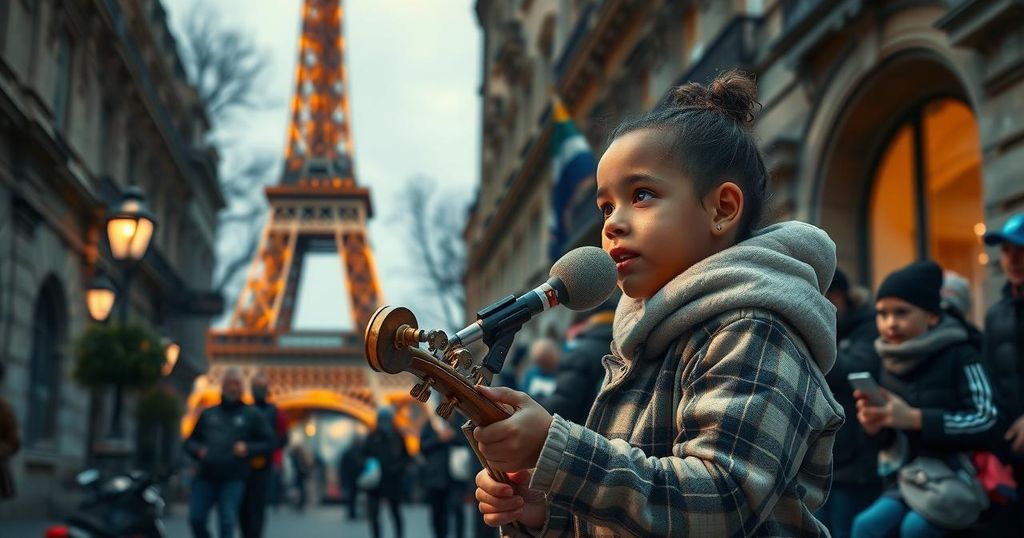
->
[852,260,998,537]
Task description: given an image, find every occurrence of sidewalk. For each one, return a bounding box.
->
[0,501,487,537]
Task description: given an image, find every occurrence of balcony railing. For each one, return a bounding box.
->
[674,15,760,89]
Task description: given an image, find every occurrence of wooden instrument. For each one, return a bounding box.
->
[365,305,520,496]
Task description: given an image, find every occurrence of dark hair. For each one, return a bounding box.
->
[610,69,768,241]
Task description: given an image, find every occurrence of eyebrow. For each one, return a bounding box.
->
[596,173,663,199]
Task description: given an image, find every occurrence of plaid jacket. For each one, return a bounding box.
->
[517,307,844,537]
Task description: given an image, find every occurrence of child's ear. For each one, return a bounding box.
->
[707,181,744,237]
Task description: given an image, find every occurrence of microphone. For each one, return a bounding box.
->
[449,246,617,374]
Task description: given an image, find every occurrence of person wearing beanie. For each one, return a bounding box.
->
[817,269,883,538]
[940,271,983,352]
[851,260,997,537]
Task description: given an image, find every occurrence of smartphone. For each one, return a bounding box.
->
[847,371,886,406]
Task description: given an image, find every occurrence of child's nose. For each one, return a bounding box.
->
[603,212,628,238]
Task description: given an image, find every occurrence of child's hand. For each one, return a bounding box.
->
[474,386,553,473]
[855,388,922,433]
[475,469,547,528]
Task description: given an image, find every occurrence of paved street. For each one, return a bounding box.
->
[0,502,490,538]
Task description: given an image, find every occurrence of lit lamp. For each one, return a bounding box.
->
[104,186,157,441]
[106,187,156,263]
[86,273,117,323]
[162,340,180,376]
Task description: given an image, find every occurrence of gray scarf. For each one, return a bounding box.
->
[612,221,838,373]
[874,316,968,376]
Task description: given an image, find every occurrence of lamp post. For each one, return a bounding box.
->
[104,186,156,440]
[85,272,117,323]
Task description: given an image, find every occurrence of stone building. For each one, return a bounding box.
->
[0,0,222,516]
[468,0,1023,335]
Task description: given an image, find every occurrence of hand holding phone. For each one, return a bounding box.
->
[848,371,886,406]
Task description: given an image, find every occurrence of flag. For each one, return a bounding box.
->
[549,97,598,262]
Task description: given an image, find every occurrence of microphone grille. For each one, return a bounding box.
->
[549,246,617,311]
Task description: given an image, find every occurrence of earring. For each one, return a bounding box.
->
[716,223,723,231]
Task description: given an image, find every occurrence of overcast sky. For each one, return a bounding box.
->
[162,0,481,332]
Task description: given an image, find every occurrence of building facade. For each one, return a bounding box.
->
[469,0,1023,335]
[0,0,222,517]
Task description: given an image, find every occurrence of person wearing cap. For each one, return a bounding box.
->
[982,214,1024,457]
[851,260,998,537]
[817,269,882,538]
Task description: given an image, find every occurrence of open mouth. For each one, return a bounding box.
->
[609,247,639,271]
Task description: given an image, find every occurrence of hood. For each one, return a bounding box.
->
[612,221,838,373]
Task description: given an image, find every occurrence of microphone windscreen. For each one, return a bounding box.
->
[549,246,617,311]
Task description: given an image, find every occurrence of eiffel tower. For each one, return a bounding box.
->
[185,0,420,443]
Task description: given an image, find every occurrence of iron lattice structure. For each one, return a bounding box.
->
[193,0,421,438]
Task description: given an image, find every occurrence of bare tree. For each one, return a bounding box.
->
[179,4,272,125]
[397,176,468,330]
[177,2,277,315]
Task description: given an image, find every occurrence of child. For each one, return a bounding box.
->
[851,260,997,537]
[472,70,844,536]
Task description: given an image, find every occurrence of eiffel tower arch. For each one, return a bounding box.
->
[184,0,423,448]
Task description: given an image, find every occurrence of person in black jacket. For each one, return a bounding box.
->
[538,292,618,423]
[817,269,882,538]
[982,214,1024,518]
[185,367,275,538]
[239,371,287,538]
[852,261,998,537]
[364,406,409,538]
[420,413,470,538]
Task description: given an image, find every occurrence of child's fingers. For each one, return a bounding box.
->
[474,420,515,445]
[482,509,524,527]
[477,385,531,408]
[476,488,525,512]
[475,469,514,496]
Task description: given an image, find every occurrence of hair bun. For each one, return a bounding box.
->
[668,69,760,125]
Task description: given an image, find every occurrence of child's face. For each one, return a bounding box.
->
[874,297,938,344]
[596,130,716,299]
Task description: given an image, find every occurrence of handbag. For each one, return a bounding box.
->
[972,451,1019,505]
[448,446,472,482]
[357,457,382,490]
[898,455,989,530]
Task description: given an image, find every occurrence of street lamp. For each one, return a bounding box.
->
[105,186,157,440]
[162,340,180,376]
[86,272,117,323]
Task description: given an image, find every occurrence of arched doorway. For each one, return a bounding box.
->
[807,49,985,320]
[868,98,986,322]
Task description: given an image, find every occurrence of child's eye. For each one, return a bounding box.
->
[599,202,614,219]
[633,189,654,204]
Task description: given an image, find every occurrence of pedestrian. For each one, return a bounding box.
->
[981,213,1024,523]
[0,361,20,500]
[851,260,997,536]
[473,70,844,535]
[339,436,364,519]
[364,406,408,538]
[519,339,559,402]
[420,413,472,538]
[239,371,288,538]
[184,367,275,538]
[940,270,983,351]
[288,442,312,511]
[539,292,617,423]
[817,269,883,538]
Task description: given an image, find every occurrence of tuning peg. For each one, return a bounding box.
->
[410,378,434,402]
[436,397,459,420]
[426,330,449,352]
[449,348,472,369]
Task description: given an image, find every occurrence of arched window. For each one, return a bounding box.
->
[26,276,67,446]
[868,98,986,322]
